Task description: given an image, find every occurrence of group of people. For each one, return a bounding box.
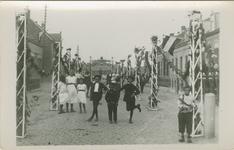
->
[57,70,142,124]
[57,69,198,143]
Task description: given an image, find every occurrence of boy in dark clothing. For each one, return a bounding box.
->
[118,75,141,124]
[105,83,119,124]
[87,75,109,122]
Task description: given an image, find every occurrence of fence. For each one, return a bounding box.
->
[170,71,219,103]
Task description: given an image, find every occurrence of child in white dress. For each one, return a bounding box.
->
[58,75,69,114]
[77,78,87,113]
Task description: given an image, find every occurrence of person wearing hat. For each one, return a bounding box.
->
[87,75,109,122]
[105,82,119,124]
[117,75,141,123]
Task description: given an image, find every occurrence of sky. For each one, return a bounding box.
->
[2,1,224,64]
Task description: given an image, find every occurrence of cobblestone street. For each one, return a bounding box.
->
[17,81,219,146]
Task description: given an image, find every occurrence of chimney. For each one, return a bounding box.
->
[41,22,45,29]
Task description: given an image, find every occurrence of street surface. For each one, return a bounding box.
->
[17,81,219,146]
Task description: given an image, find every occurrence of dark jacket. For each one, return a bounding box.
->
[84,75,91,86]
[119,83,140,102]
[105,89,119,105]
[114,82,121,100]
[90,82,108,101]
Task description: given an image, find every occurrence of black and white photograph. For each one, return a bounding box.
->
[0,1,234,149]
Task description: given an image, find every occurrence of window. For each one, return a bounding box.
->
[167,61,169,76]
[163,60,166,76]
[161,61,163,76]
[158,61,160,75]
[180,57,183,71]
[176,58,178,69]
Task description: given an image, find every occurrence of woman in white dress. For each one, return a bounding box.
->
[77,78,87,113]
[58,75,69,114]
[66,70,78,112]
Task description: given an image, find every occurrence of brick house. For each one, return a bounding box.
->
[26,10,62,90]
[157,11,220,93]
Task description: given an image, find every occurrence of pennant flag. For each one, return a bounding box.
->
[162,35,181,56]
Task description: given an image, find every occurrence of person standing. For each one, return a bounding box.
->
[75,71,83,84]
[140,73,147,93]
[84,71,91,97]
[118,75,141,123]
[58,75,69,114]
[105,83,119,124]
[106,70,112,85]
[87,75,109,122]
[66,70,78,112]
[77,78,87,114]
[101,72,107,86]
[177,85,197,143]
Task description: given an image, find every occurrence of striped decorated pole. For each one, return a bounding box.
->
[16,9,28,138]
[134,46,145,100]
[120,59,125,86]
[127,54,132,77]
[188,10,204,137]
[149,36,159,110]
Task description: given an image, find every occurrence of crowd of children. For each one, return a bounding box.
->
[57,69,198,143]
[57,70,141,124]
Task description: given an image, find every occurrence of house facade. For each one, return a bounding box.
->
[26,10,62,90]
[157,11,220,93]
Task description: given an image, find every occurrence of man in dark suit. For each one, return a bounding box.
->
[87,75,109,122]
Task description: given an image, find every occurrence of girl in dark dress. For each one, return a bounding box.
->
[118,75,141,123]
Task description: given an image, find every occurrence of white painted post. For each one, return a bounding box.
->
[204,93,216,138]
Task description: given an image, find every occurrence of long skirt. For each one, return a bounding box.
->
[78,91,87,104]
[67,85,78,104]
[59,93,69,105]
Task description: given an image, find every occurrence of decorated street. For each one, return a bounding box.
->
[17,81,219,146]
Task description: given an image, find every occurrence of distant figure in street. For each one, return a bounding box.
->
[77,78,87,114]
[99,68,103,76]
[177,85,197,143]
[101,72,107,86]
[87,75,109,122]
[83,71,91,97]
[58,75,69,114]
[140,73,147,93]
[118,75,141,124]
[106,70,112,85]
[75,71,83,84]
[66,70,78,112]
[105,82,119,124]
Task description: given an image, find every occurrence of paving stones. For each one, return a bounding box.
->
[17,82,218,146]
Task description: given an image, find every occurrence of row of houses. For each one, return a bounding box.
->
[26,10,63,90]
[157,11,220,93]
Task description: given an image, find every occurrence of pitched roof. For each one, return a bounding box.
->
[49,33,61,42]
[30,19,54,41]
